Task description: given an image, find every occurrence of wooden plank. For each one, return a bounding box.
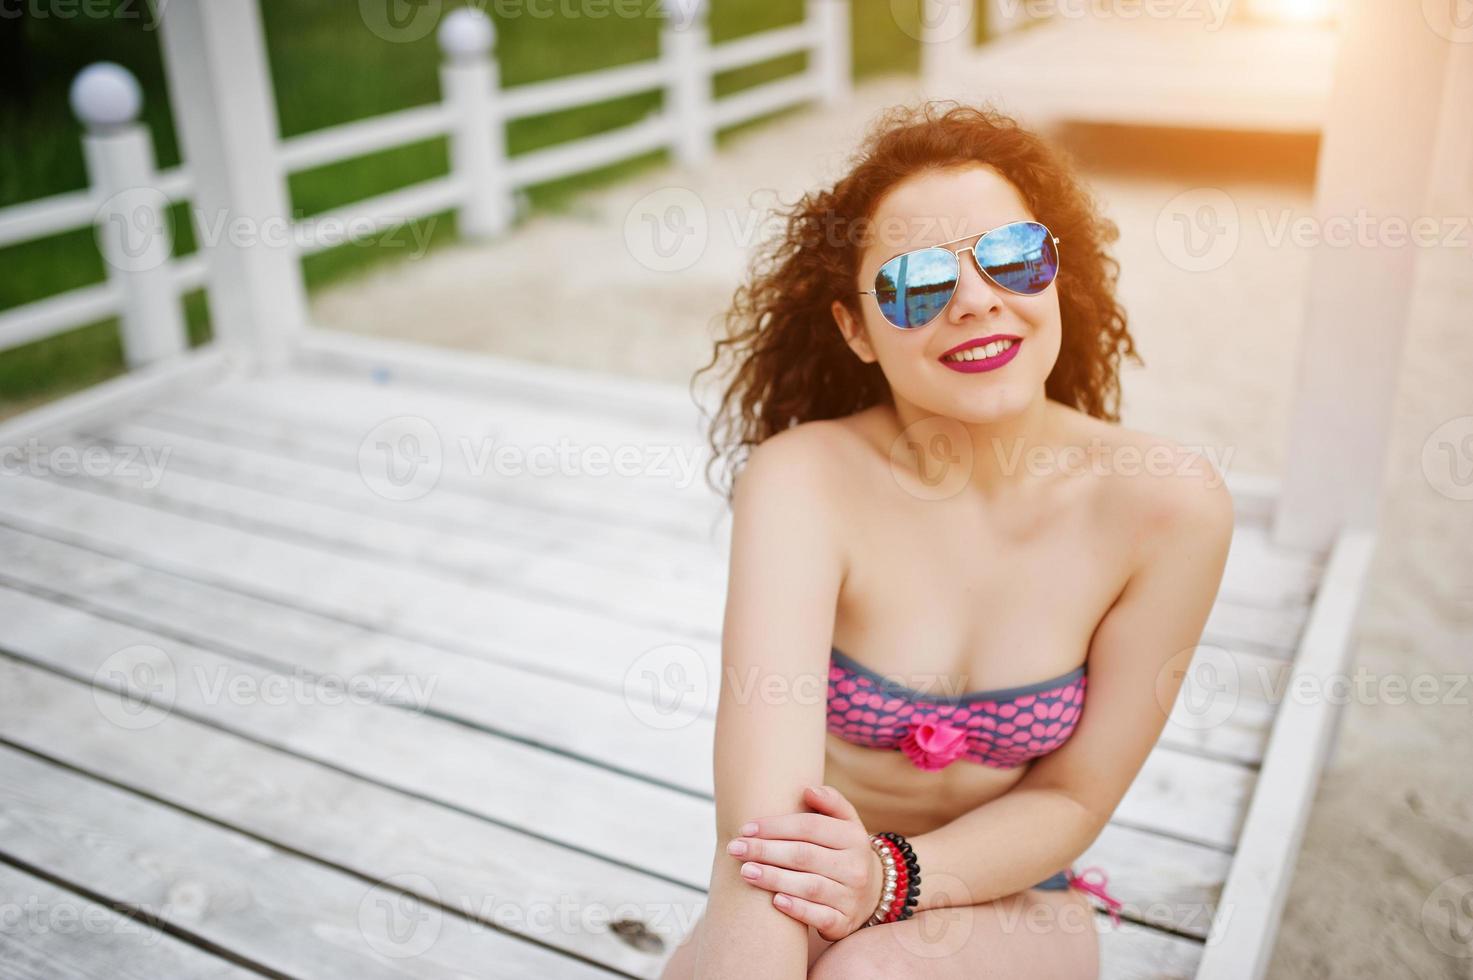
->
[100,397,1313,642]
[95,408,1309,621]
[0,453,1285,783]
[0,584,714,887]
[0,511,1277,790]
[154,374,723,540]
[1196,528,1378,980]
[0,748,614,979]
[0,469,722,701]
[0,345,232,450]
[97,413,726,589]
[0,662,1209,980]
[60,421,1309,709]
[291,319,704,428]
[0,523,712,792]
[0,863,256,980]
[74,421,728,632]
[0,657,702,976]
[0,582,1248,917]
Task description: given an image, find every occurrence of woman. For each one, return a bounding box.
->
[660,100,1233,979]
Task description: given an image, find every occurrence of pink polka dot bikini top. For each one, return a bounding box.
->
[826,645,1088,771]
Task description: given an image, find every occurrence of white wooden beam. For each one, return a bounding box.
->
[155,0,308,372]
[1194,528,1378,980]
[1272,0,1452,550]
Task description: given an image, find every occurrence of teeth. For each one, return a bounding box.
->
[945,339,1014,362]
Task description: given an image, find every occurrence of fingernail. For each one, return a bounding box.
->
[741,863,761,879]
[726,839,747,856]
[739,822,757,835]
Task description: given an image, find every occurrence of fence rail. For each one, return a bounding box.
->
[0,0,852,371]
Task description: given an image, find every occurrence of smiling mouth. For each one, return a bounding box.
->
[941,338,1017,363]
[939,337,1022,373]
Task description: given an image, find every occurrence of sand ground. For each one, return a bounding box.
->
[310,73,1473,979]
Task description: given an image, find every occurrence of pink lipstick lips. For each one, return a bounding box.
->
[938,334,1022,374]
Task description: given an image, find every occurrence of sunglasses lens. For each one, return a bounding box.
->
[874,247,959,329]
[975,221,1058,295]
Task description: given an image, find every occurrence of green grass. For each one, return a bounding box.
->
[0,0,928,415]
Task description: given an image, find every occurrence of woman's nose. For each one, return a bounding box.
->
[946,248,1004,320]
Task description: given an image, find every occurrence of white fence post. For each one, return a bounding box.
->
[70,63,187,369]
[438,7,513,240]
[809,0,852,106]
[920,0,978,85]
[155,0,307,371]
[661,0,714,169]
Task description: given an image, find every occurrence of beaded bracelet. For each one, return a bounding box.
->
[862,831,920,927]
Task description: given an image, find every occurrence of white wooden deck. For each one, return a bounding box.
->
[937,15,1339,134]
[0,332,1363,978]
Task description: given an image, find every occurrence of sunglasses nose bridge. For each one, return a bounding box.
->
[948,243,1003,305]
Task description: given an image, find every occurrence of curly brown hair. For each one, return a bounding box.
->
[689,98,1140,505]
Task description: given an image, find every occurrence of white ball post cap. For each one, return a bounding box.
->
[437,7,495,60]
[70,62,143,129]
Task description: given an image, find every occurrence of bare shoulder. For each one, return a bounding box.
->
[732,416,862,503]
[1063,408,1236,558]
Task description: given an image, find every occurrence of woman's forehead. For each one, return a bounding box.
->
[866,166,1030,255]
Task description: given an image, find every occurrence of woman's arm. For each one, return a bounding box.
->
[907,461,1236,909]
[694,429,847,980]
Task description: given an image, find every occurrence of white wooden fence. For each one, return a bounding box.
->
[0,0,851,371]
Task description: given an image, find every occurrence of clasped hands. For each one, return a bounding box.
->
[725,784,890,941]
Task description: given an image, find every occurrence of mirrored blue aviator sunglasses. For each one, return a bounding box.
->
[858,220,1061,330]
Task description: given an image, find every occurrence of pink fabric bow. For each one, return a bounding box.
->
[1067,866,1123,926]
[899,719,970,770]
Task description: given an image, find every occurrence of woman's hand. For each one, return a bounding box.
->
[725,784,888,941]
